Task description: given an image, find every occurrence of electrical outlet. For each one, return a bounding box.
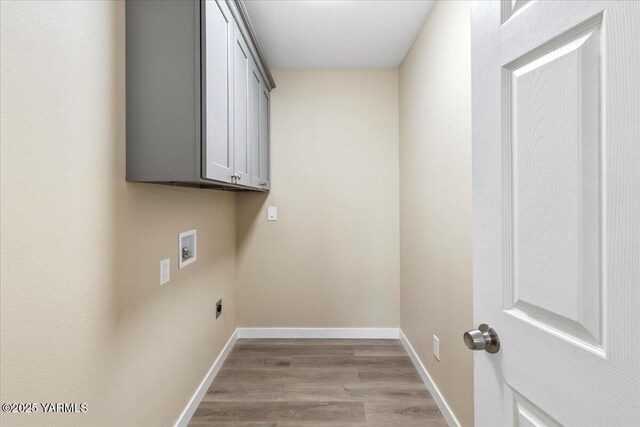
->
[433,335,440,361]
[216,299,222,319]
[160,258,170,285]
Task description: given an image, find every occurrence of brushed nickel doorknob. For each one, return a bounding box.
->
[464,324,500,354]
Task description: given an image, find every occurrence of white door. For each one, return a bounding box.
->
[471,1,640,426]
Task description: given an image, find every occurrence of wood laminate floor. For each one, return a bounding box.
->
[188,339,448,426]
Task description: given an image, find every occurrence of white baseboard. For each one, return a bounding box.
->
[236,327,400,339]
[399,329,461,427]
[174,328,238,427]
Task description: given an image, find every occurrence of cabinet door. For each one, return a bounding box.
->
[249,57,262,188]
[258,83,270,190]
[202,0,234,183]
[232,23,250,185]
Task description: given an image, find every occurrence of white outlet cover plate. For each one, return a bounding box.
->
[160,258,170,285]
[267,206,277,221]
[433,335,440,360]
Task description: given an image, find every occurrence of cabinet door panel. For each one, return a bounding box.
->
[249,58,261,188]
[202,0,234,182]
[233,24,250,184]
[259,83,270,190]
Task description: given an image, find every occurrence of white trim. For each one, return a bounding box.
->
[236,327,400,339]
[399,329,461,427]
[174,328,238,427]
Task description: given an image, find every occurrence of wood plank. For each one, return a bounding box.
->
[282,383,432,403]
[357,368,422,384]
[230,344,354,357]
[190,401,366,423]
[344,383,431,402]
[364,401,448,426]
[353,345,405,356]
[236,338,400,346]
[282,384,353,401]
[188,422,277,427]
[291,355,412,369]
[223,357,292,369]
[203,383,285,402]
[215,367,360,385]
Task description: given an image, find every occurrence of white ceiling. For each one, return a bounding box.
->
[243,0,437,69]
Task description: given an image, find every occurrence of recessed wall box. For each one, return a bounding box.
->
[179,229,197,269]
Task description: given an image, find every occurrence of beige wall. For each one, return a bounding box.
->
[399,1,474,426]
[237,70,400,328]
[0,2,237,426]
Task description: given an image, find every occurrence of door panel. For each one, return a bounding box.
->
[202,0,234,182]
[233,23,250,185]
[507,387,562,427]
[506,22,601,347]
[249,58,261,188]
[471,1,640,425]
[259,84,270,190]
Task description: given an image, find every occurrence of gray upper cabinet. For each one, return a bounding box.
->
[126,0,274,191]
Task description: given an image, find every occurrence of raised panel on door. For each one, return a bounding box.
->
[232,23,250,185]
[472,1,640,425]
[202,0,234,183]
[506,22,601,347]
[259,84,270,190]
[249,57,261,188]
